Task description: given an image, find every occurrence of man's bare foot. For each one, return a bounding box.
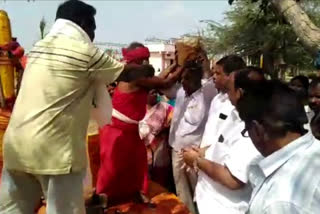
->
[84,189,108,209]
[84,188,96,205]
[133,192,156,208]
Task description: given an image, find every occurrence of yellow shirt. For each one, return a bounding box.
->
[3,19,124,175]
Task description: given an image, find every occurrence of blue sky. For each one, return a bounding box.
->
[0,0,230,50]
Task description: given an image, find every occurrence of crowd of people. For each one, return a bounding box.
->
[0,0,320,214]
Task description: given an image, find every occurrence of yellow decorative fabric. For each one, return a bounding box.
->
[0,112,10,179]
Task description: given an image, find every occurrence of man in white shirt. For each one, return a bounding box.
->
[200,55,246,149]
[183,66,264,214]
[0,1,148,213]
[236,80,320,214]
[169,61,216,213]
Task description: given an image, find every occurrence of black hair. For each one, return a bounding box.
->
[142,64,155,78]
[216,55,246,75]
[127,42,145,51]
[117,64,155,82]
[310,77,320,89]
[109,82,117,87]
[237,80,308,138]
[234,67,266,92]
[183,60,203,82]
[56,0,96,28]
[290,75,310,91]
[245,66,264,76]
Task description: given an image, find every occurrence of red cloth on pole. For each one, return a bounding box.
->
[20,56,27,69]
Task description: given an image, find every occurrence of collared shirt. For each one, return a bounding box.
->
[169,80,216,151]
[304,105,315,131]
[247,132,320,214]
[196,108,260,214]
[201,77,218,108]
[305,105,315,122]
[3,19,124,175]
[200,92,234,148]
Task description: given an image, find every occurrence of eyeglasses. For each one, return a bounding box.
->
[241,128,249,138]
[241,122,253,138]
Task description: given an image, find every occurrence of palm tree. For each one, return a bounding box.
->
[39,17,46,39]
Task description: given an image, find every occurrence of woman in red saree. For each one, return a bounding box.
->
[96,42,181,204]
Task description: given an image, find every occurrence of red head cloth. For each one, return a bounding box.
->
[20,55,27,69]
[12,46,25,58]
[122,46,150,64]
[0,41,24,58]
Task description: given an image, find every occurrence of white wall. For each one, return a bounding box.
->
[146,44,175,53]
[149,52,163,75]
[146,43,175,75]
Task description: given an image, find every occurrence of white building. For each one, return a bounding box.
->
[145,42,175,76]
[94,42,126,60]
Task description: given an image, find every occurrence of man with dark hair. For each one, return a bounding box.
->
[182,66,262,214]
[244,66,265,80]
[0,0,143,213]
[289,75,310,105]
[237,81,320,214]
[309,78,320,117]
[181,62,203,96]
[200,55,246,149]
[213,55,246,91]
[169,61,216,214]
[55,0,97,41]
[228,67,266,106]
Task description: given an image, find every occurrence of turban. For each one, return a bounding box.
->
[122,46,150,64]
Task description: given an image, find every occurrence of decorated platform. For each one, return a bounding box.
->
[35,130,190,214]
[36,180,190,214]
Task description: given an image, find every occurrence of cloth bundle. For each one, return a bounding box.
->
[175,37,204,66]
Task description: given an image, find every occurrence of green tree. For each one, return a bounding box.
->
[229,0,320,57]
[202,0,320,78]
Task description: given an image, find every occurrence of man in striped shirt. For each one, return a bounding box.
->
[0,1,145,213]
[236,80,320,214]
